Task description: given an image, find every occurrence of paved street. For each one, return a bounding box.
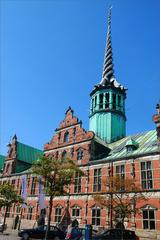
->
[0,234,20,240]
[0,229,20,240]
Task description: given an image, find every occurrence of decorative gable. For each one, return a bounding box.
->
[44,107,94,152]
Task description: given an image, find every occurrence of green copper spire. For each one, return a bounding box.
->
[89,7,127,143]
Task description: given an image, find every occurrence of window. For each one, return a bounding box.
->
[95,96,97,108]
[58,132,61,141]
[72,206,80,218]
[73,127,76,137]
[116,165,125,191]
[74,172,81,193]
[92,99,94,113]
[141,161,153,189]
[77,149,84,160]
[118,95,121,110]
[92,207,101,226]
[127,146,134,153]
[112,93,116,110]
[143,209,155,230]
[55,206,62,223]
[64,132,69,142]
[116,165,125,179]
[93,169,101,192]
[105,93,109,109]
[99,94,103,109]
[62,150,67,159]
[31,177,36,195]
[27,207,33,220]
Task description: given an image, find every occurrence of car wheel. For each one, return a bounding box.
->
[21,233,29,240]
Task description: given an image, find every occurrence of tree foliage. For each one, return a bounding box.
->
[93,175,147,226]
[0,183,23,232]
[0,183,23,208]
[31,155,84,240]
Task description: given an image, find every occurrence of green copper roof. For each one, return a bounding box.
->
[0,155,5,171]
[92,130,159,161]
[17,142,43,164]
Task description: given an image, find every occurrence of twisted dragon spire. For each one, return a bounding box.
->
[102,6,114,82]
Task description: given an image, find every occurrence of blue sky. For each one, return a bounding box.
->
[0,0,160,155]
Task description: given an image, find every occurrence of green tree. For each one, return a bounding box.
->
[31,156,83,240]
[94,175,146,228]
[0,183,23,233]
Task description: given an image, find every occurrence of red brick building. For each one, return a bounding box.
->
[0,8,160,240]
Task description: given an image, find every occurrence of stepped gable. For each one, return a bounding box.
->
[3,135,42,176]
[44,107,94,151]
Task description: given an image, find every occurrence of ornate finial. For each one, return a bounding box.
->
[12,134,17,141]
[101,6,114,83]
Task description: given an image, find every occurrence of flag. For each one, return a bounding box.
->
[21,175,27,208]
[38,176,46,210]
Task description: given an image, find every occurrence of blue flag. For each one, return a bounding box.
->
[21,175,27,208]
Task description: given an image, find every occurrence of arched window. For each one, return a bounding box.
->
[77,148,84,160]
[64,131,69,142]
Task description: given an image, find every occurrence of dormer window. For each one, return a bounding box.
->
[64,131,69,142]
[125,138,139,153]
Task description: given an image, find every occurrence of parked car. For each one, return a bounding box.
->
[92,228,139,240]
[0,223,7,232]
[78,228,98,240]
[18,225,66,240]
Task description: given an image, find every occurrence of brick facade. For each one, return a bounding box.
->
[0,105,160,240]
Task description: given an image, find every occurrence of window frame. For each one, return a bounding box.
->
[72,205,81,218]
[142,209,155,230]
[141,161,153,190]
[31,177,36,195]
[64,131,69,143]
[74,172,82,193]
[92,206,101,226]
[93,168,101,192]
[77,148,84,160]
[27,206,33,220]
[54,206,62,223]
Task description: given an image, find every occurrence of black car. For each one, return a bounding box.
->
[18,225,66,240]
[92,228,139,240]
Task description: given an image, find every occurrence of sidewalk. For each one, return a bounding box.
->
[2,228,19,236]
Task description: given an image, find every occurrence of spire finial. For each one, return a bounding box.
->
[101,6,114,83]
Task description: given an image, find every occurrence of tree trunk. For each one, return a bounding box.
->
[44,195,53,240]
[2,205,8,233]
